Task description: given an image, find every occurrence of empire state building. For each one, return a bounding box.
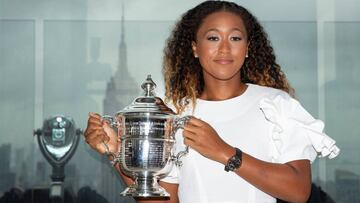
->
[101,10,139,203]
[103,11,139,115]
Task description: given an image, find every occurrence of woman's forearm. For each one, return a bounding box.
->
[236,153,311,203]
[113,163,134,186]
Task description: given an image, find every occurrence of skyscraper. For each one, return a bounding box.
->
[0,144,16,193]
[103,7,139,116]
[101,6,138,203]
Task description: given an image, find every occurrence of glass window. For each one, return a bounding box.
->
[1,1,359,202]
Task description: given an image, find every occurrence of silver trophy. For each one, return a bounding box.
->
[103,75,190,198]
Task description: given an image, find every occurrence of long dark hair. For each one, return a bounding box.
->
[163,1,294,113]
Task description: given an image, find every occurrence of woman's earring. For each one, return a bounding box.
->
[194,54,198,58]
[245,53,248,58]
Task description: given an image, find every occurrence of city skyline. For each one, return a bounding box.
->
[1,0,360,202]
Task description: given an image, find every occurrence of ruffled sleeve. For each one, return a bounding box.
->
[259,92,340,163]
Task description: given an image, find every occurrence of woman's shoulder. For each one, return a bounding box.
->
[248,83,292,101]
[164,99,193,116]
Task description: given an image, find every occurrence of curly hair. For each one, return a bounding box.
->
[163,0,294,114]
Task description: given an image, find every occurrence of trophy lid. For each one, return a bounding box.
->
[117,75,175,115]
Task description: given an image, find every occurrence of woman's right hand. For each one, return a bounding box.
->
[84,112,119,155]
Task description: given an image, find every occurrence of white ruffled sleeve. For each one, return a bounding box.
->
[259,92,340,164]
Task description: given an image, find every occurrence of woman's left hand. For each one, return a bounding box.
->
[183,117,235,164]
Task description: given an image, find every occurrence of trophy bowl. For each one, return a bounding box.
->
[103,75,189,198]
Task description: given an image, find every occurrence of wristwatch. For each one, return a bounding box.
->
[224,147,242,172]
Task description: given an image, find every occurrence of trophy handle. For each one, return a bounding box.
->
[102,115,119,128]
[101,115,121,166]
[102,141,120,166]
[172,116,192,167]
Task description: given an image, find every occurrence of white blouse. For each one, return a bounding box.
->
[162,84,340,203]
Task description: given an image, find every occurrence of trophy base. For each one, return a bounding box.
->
[120,177,170,198]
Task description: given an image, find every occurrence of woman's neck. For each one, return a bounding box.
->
[199,80,247,101]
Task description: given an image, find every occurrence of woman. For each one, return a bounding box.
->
[84,1,339,202]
